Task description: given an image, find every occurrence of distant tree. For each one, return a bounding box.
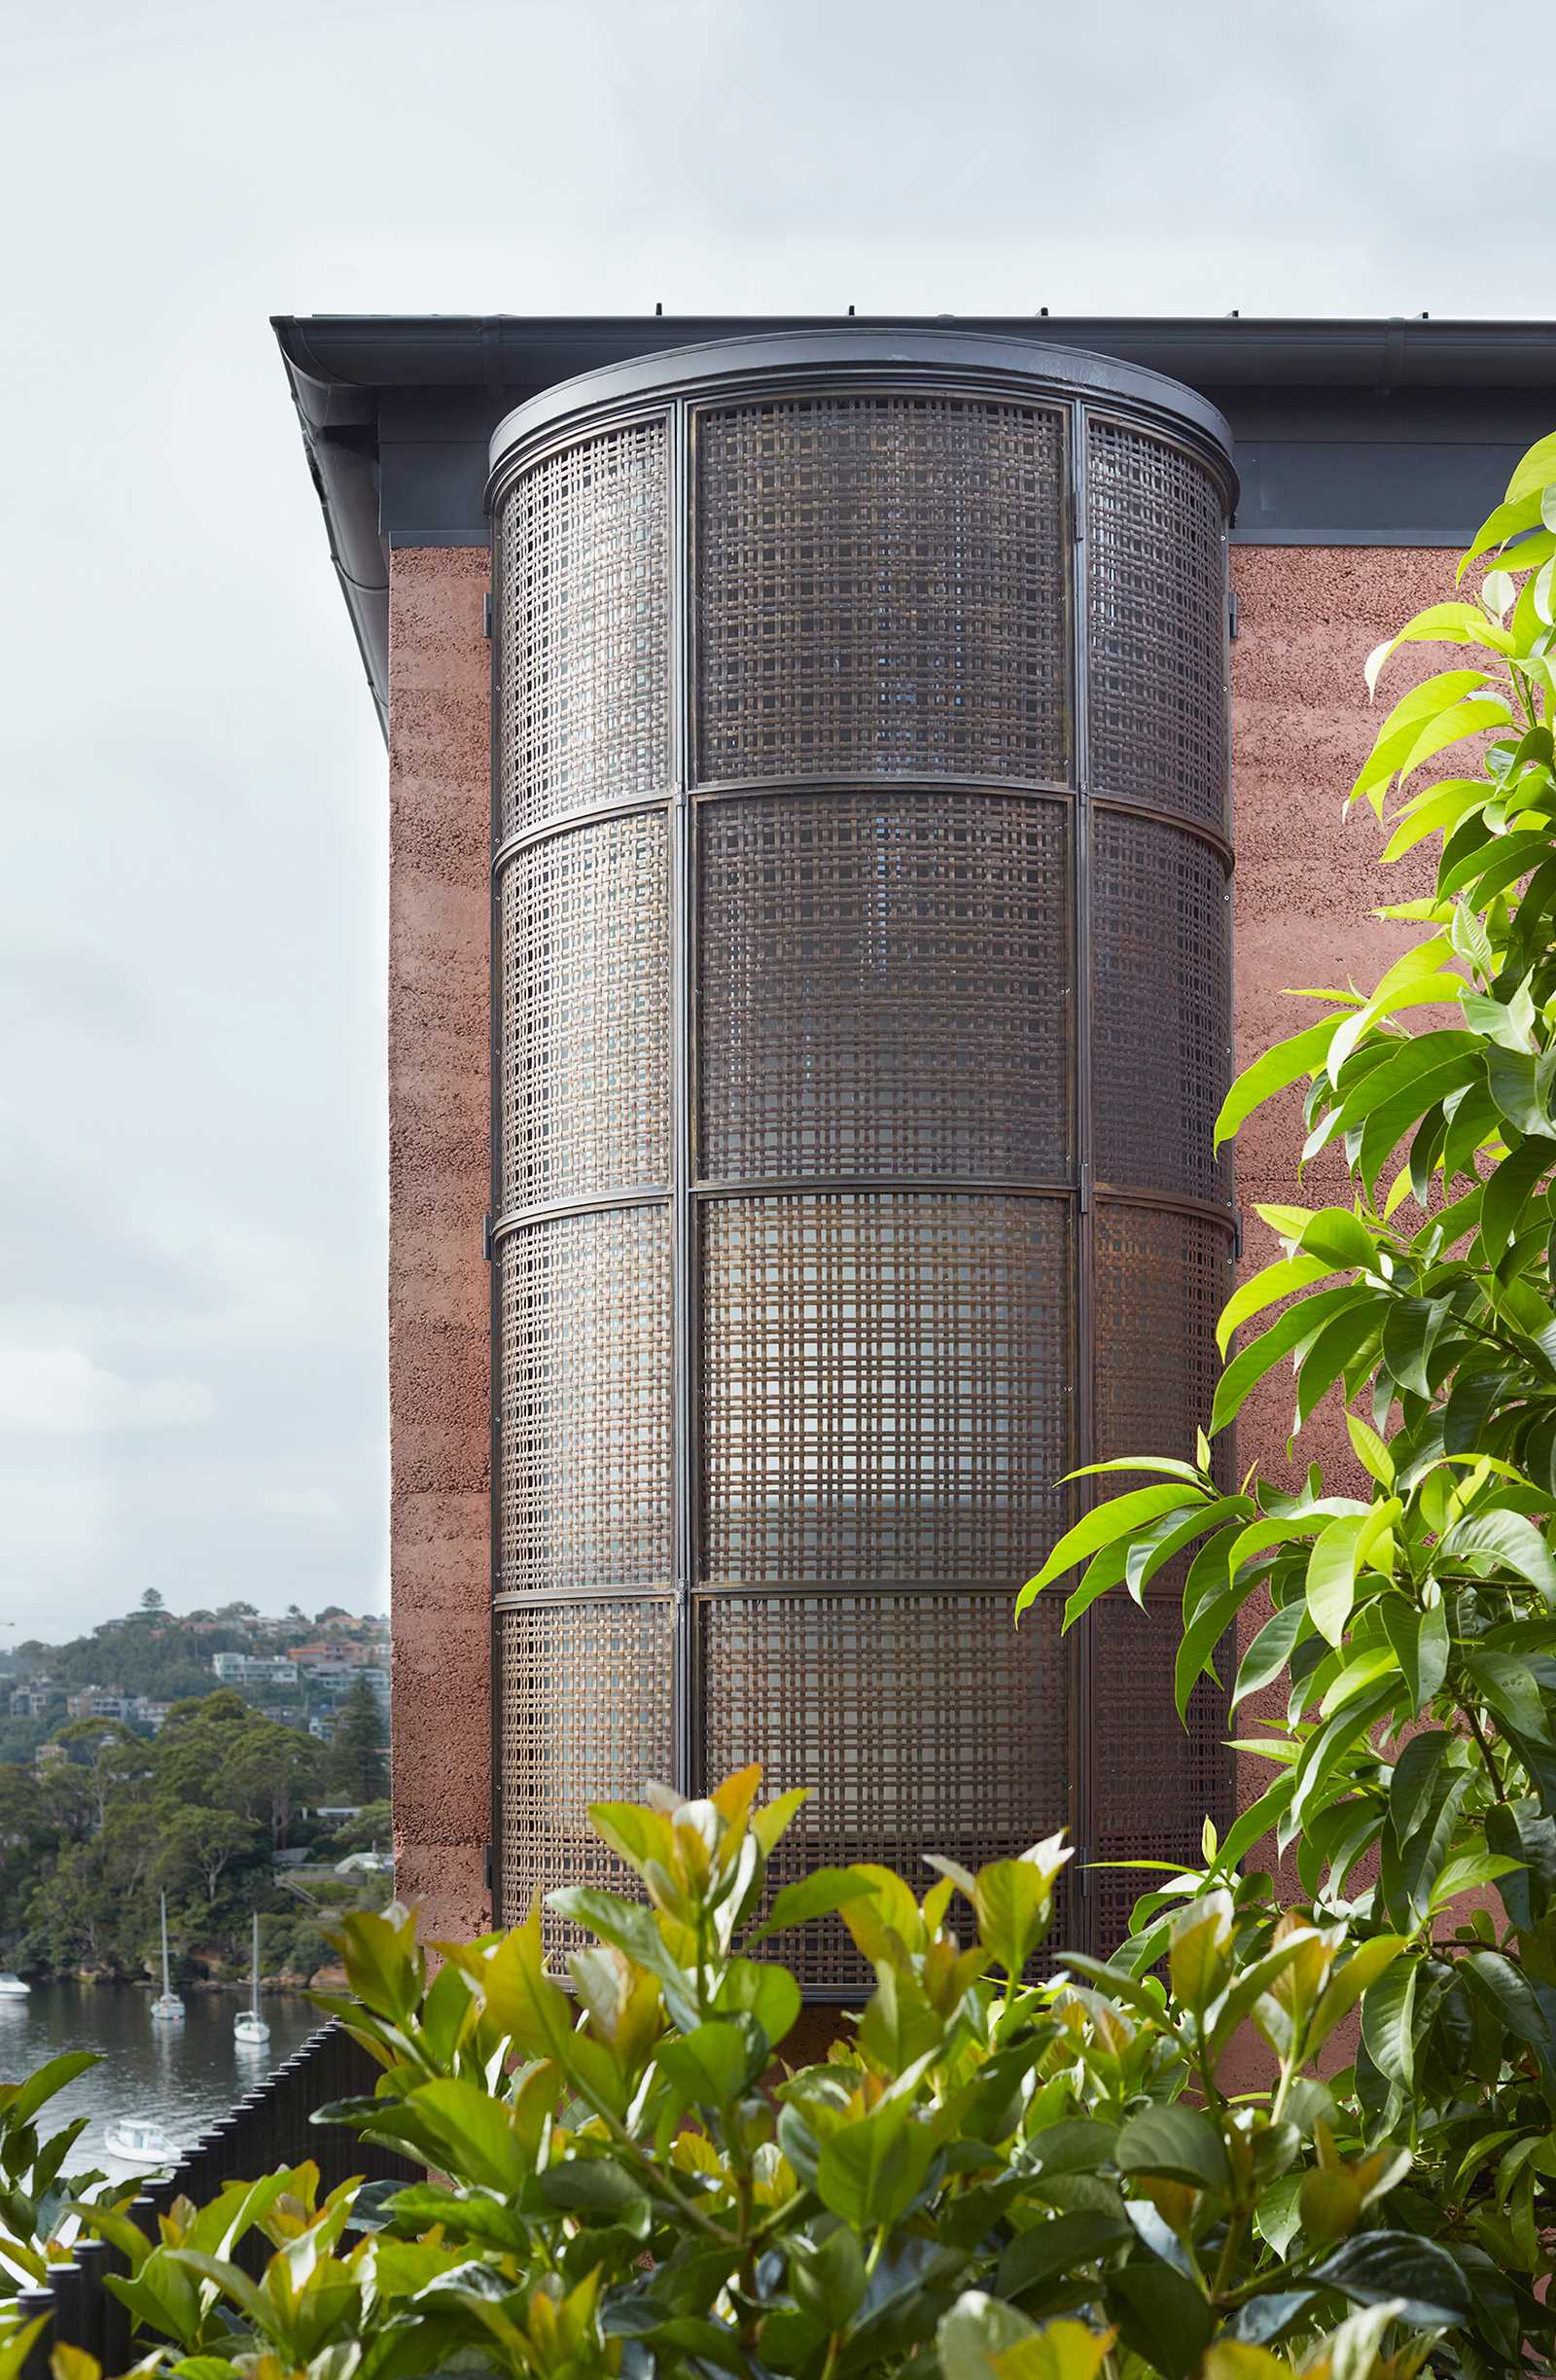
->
[53,1721,154,1829]
[321,1798,392,1856]
[38,1758,95,1846]
[158,1692,322,1850]
[27,1798,159,1973]
[216,1601,259,1621]
[155,1805,260,1904]
[140,1587,164,1614]
[330,1679,388,1801]
[0,1764,54,1942]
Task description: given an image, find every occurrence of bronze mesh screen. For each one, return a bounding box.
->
[1092,811,1232,1205]
[494,1210,672,1599]
[699,1192,1074,1586]
[489,352,1235,1982]
[497,813,670,1212]
[697,792,1073,1181]
[1089,1591,1231,1952]
[1086,416,1228,834]
[699,1588,1071,1992]
[1093,1202,1231,1471]
[497,1598,674,1964]
[495,417,671,841]
[694,395,1068,784]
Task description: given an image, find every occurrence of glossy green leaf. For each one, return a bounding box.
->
[1441,1510,1556,1607]
[1217,1256,1337,1356]
[1307,1936,1408,2056]
[1311,2229,1470,2327]
[1231,1602,1308,1709]
[1213,1017,1345,1150]
[757,1866,877,1938]
[1480,1136,1556,1263]
[1360,1959,1418,2087]
[1114,2103,1230,2194]
[1463,1950,1550,2044]
[1017,1484,1205,1611]
[1208,1287,1362,1436]
[1107,2262,1216,2380]
[1345,1412,1394,1485]
[815,2101,937,2227]
[1305,1516,1368,1646]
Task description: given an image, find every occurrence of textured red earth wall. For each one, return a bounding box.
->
[383,541,1460,1931]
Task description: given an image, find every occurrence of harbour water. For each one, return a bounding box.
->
[0,1980,323,2175]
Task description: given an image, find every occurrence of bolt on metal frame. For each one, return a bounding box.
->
[486,334,1238,1994]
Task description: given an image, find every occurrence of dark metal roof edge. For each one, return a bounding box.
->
[484,330,1237,497]
[275,312,1556,393]
[272,318,391,743]
[269,313,1556,734]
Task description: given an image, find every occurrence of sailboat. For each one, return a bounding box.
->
[233,1912,269,2048]
[150,1894,185,2026]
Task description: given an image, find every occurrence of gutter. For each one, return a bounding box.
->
[273,319,390,745]
[275,312,1556,394]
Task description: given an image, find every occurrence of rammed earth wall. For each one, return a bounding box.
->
[385,542,1451,1915]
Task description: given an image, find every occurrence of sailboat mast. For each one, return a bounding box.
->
[160,1894,171,1996]
[251,1911,260,2014]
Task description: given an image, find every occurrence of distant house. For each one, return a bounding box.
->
[287,1639,380,1670]
[211,1653,300,1687]
[8,1681,57,1720]
[65,1688,129,1723]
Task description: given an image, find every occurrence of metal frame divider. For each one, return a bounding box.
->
[1068,400,1096,1948]
[670,395,698,1797]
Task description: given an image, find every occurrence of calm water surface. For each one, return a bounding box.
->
[0,1982,323,2173]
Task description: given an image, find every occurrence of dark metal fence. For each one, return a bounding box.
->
[13,2022,414,2378]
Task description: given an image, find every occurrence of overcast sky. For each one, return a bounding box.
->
[0,0,1547,1642]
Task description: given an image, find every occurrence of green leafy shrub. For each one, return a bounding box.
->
[1029,428,1556,2358]
[1,1769,1482,2379]
[0,2054,115,2294]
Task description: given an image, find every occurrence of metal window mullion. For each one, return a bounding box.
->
[1070,401,1097,1956]
[669,395,697,1800]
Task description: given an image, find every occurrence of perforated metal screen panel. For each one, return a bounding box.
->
[693,395,1069,784]
[489,339,1236,1989]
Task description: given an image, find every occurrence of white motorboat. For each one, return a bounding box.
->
[233,1913,270,2048]
[150,1895,185,2027]
[102,2115,177,2169]
[0,1972,29,2000]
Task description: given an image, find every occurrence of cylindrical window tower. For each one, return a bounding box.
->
[487,333,1237,1991]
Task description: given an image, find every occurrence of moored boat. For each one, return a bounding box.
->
[102,2115,177,2169]
[150,1894,184,2027]
[233,1912,270,2048]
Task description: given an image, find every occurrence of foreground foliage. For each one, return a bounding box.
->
[9,427,1555,2380]
[4,1771,1475,2378]
[1023,432,1556,2359]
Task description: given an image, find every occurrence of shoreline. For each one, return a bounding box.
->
[9,1973,341,1996]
